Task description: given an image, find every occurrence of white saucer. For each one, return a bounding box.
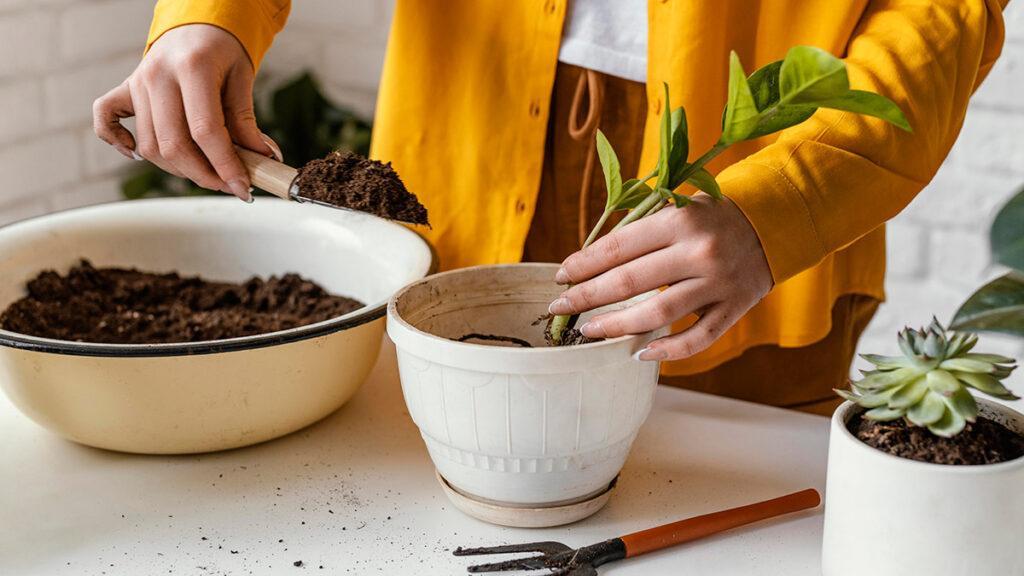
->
[435,470,616,528]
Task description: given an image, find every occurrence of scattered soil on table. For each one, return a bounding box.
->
[0,260,364,343]
[295,150,429,225]
[848,411,1024,465]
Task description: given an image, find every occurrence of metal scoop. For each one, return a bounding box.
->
[454,488,820,575]
[234,146,330,206]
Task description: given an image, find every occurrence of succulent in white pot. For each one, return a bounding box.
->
[822,321,1024,576]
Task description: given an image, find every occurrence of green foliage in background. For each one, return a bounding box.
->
[951,186,1024,337]
[121,72,372,200]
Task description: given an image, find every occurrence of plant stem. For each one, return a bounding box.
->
[611,143,727,232]
[583,210,612,248]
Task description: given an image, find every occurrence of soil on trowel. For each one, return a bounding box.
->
[294,150,429,225]
[0,260,364,344]
[848,411,1024,465]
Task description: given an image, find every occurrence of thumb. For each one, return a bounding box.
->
[222,64,276,159]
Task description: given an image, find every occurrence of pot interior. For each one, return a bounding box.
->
[393,263,635,347]
[0,198,433,332]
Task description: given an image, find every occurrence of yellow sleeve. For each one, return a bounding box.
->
[723,0,1007,284]
[146,0,291,69]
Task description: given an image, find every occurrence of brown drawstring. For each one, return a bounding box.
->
[568,69,605,248]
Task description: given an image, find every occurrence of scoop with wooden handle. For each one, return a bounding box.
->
[234,145,347,210]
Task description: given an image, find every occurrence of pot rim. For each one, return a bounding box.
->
[832,399,1024,472]
[0,198,438,358]
[387,263,657,359]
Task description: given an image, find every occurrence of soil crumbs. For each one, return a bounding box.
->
[294,150,429,225]
[849,411,1024,465]
[0,260,364,343]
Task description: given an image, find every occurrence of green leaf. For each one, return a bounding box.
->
[813,90,911,132]
[779,45,849,104]
[720,51,760,144]
[684,168,723,200]
[947,387,979,422]
[928,405,966,437]
[991,186,1024,272]
[950,272,1024,337]
[744,60,817,140]
[864,406,903,421]
[854,366,918,391]
[962,353,1017,364]
[668,106,689,186]
[888,376,928,410]
[614,179,654,210]
[860,353,912,370]
[657,187,690,208]
[906,391,946,426]
[939,358,998,373]
[656,83,673,189]
[926,369,962,395]
[595,130,623,211]
[954,371,1020,400]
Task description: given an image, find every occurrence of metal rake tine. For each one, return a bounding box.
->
[455,541,571,556]
[465,555,550,573]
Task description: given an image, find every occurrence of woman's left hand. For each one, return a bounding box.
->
[548,193,773,361]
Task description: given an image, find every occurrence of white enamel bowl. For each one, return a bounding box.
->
[0,197,434,454]
[387,263,666,513]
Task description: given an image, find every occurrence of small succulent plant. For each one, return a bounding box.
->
[839,319,1019,437]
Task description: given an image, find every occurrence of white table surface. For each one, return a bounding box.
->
[0,339,829,575]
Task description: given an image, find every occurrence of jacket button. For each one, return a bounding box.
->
[653,98,662,114]
[529,101,542,117]
[515,199,527,214]
[544,0,557,14]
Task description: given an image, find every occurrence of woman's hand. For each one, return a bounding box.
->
[92,24,279,201]
[548,194,773,361]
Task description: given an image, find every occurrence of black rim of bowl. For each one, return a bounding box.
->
[0,198,439,358]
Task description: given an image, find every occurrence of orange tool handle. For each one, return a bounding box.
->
[620,488,821,557]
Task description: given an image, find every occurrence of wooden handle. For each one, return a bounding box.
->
[620,489,820,557]
[234,145,298,201]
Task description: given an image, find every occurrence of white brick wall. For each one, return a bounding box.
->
[0,0,1020,401]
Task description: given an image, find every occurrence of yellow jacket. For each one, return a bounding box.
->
[148,0,1006,375]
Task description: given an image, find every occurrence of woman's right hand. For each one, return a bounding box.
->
[93,24,280,202]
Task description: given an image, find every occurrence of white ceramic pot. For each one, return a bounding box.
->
[0,197,434,454]
[387,263,666,507]
[822,400,1024,576]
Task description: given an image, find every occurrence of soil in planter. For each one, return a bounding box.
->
[294,150,429,226]
[0,260,364,344]
[848,411,1024,465]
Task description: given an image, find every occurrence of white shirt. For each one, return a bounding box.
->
[557,0,648,83]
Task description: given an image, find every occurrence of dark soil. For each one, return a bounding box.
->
[0,260,364,343]
[457,333,533,348]
[294,150,429,225]
[849,411,1024,466]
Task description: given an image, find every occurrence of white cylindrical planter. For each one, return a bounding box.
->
[387,264,666,510]
[822,400,1024,576]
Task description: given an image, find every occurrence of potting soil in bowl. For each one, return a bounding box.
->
[0,260,364,343]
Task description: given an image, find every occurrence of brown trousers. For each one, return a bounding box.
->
[523,63,878,415]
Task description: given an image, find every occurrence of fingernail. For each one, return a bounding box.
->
[579,321,603,338]
[131,150,144,161]
[227,179,252,202]
[260,132,283,162]
[548,297,571,315]
[635,347,667,361]
[554,268,570,284]
[113,145,134,160]
[244,186,255,204]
